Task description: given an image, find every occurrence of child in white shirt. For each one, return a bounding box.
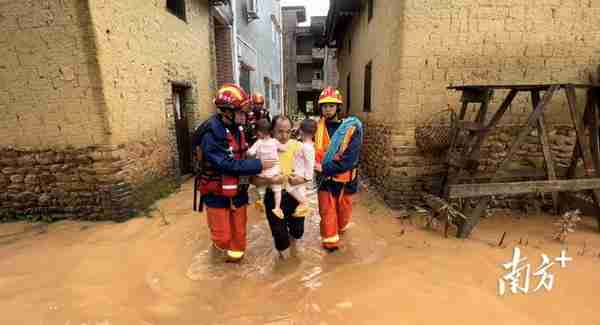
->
[288,118,317,217]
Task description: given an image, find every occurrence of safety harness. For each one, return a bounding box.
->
[192,118,248,212]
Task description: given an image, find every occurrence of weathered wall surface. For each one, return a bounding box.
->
[0,146,133,220]
[89,0,214,145]
[336,1,600,207]
[336,0,405,205]
[0,0,109,148]
[1,1,216,220]
[88,0,215,188]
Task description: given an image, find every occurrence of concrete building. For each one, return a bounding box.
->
[326,0,600,208]
[234,0,284,115]
[0,0,219,220]
[282,7,337,116]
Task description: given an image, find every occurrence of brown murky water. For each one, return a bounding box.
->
[1,180,600,325]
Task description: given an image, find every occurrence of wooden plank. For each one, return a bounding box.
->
[588,91,600,230]
[588,91,600,173]
[457,85,559,238]
[566,85,600,231]
[495,86,558,177]
[449,178,600,199]
[448,84,600,91]
[475,90,492,123]
[448,101,469,150]
[566,86,597,176]
[532,90,559,213]
[466,89,518,159]
[453,167,570,184]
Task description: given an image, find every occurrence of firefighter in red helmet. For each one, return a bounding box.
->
[192,84,275,262]
[314,86,363,252]
[246,93,271,146]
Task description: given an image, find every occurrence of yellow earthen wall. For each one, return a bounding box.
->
[88,0,214,145]
[0,0,109,148]
[339,0,600,130]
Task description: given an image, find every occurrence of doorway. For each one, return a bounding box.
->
[172,85,192,174]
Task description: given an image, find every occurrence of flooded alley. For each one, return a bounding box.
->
[1,179,600,325]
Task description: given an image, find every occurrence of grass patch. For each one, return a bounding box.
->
[130,177,181,219]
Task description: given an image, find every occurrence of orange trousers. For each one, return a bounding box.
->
[206,206,247,260]
[318,191,353,249]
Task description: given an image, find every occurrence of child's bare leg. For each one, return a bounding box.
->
[271,184,284,219]
[291,186,311,217]
[255,185,266,211]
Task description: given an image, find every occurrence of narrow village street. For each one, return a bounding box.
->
[1,179,600,325]
[3,1,600,324]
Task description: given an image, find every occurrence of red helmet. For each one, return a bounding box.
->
[318,86,343,105]
[251,93,265,106]
[214,84,250,111]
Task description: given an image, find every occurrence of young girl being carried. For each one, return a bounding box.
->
[288,118,317,217]
[248,119,285,218]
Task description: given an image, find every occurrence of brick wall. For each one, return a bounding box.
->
[0,0,109,147]
[282,8,301,113]
[336,0,600,207]
[214,23,234,87]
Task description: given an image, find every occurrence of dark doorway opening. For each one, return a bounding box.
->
[172,85,192,174]
[297,90,320,116]
[240,67,251,94]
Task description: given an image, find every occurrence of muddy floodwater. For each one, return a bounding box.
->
[1,179,600,325]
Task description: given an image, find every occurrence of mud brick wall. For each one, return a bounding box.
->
[88,0,214,145]
[0,146,130,220]
[0,1,108,147]
[0,142,175,220]
[361,120,446,209]
[361,121,579,208]
[336,1,599,208]
[0,1,216,219]
[479,125,577,172]
[214,23,235,87]
[87,0,215,179]
[338,1,600,125]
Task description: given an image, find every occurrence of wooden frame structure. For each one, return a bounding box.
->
[440,83,600,238]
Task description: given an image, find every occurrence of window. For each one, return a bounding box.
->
[247,0,259,20]
[363,61,372,112]
[240,68,251,96]
[368,0,374,22]
[306,101,314,113]
[167,0,186,22]
[314,70,322,80]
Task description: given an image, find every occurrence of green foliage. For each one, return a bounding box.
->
[131,178,180,217]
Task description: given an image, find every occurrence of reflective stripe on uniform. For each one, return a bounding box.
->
[222,185,238,190]
[322,234,340,244]
[227,250,244,260]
